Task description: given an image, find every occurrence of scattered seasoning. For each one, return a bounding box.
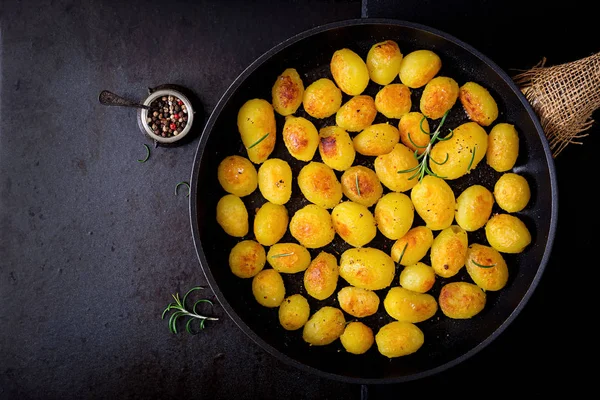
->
[162,286,219,334]
[146,95,188,138]
[247,133,269,149]
[175,181,190,197]
[472,260,496,268]
[270,252,295,259]
[137,144,150,163]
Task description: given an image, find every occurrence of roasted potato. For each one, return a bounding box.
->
[366,40,403,85]
[289,204,335,249]
[319,126,356,171]
[411,176,456,231]
[282,116,319,162]
[336,95,377,132]
[217,155,258,197]
[459,81,499,126]
[487,123,520,172]
[228,240,266,278]
[398,49,442,89]
[375,321,424,358]
[330,48,369,96]
[267,243,311,273]
[304,251,339,300]
[339,247,395,291]
[455,185,495,232]
[429,122,488,180]
[331,201,377,248]
[384,287,438,323]
[374,84,412,119]
[216,194,249,237]
[391,226,434,266]
[278,294,310,331]
[399,112,430,154]
[341,166,383,208]
[374,192,415,240]
[485,213,531,253]
[253,201,289,246]
[297,162,343,209]
[420,76,459,120]
[272,68,304,116]
[353,123,400,156]
[237,98,276,164]
[466,243,509,291]
[399,262,435,293]
[302,306,346,346]
[439,282,486,319]
[374,143,419,192]
[429,225,468,278]
[257,158,292,205]
[494,173,531,213]
[337,286,380,318]
[340,322,374,355]
[303,78,342,119]
[252,269,285,308]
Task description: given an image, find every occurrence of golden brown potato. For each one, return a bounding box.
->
[257,158,292,205]
[455,185,495,232]
[340,321,374,355]
[304,251,339,300]
[399,262,435,293]
[494,173,531,213]
[252,269,285,308]
[366,40,403,85]
[319,126,356,171]
[336,95,377,132]
[303,78,342,119]
[398,49,442,89]
[339,247,395,290]
[459,82,499,126]
[253,201,289,246]
[439,282,486,319]
[391,226,434,266]
[267,243,311,273]
[466,243,509,291]
[374,192,415,240]
[302,306,346,346]
[272,68,304,116]
[341,166,383,208]
[217,155,258,197]
[487,123,520,172]
[429,122,488,180]
[297,162,343,209]
[485,213,531,253]
[420,76,459,120]
[430,225,468,278]
[237,98,276,164]
[411,176,456,231]
[374,84,412,119]
[337,286,380,318]
[282,116,319,162]
[384,287,438,323]
[289,204,335,249]
[399,112,430,155]
[331,201,377,248]
[216,194,249,237]
[290,204,335,249]
[375,143,419,192]
[330,48,369,96]
[375,321,424,358]
[278,294,310,331]
[228,240,266,278]
[353,123,400,156]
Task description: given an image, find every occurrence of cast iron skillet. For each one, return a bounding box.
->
[189,19,558,384]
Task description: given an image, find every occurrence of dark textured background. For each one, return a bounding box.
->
[0,0,597,398]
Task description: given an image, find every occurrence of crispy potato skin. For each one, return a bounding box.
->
[494,173,531,213]
[253,201,288,246]
[485,213,532,253]
[487,123,519,172]
[319,126,356,171]
[257,158,292,205]
[289,204,335,249]
[216,194,249,237]
[267,243,311,274]
[374,192,414,240]
[237,99,277,164]
[420,76,459,120]
[330,48,370,96]
[375,84,412,119]
[217,155,258,197]
[337,286,380,318]
[340,321,375,355]
[303,78,342,119]
[399,112,430,155]
[367,40,403,85]
[341,166,383,208]
[466,244,509,291]
[302,306,346,346]
[391,226,434,266]
[339,247,395,290]
[399,50,442,89]
[336,95,377,132]
[383,287,438,323]
[353,123,400,157]
[411,176,456,231]
[331,202,377,248]
[375,321,424,358]
[297,162,343,209]
[272,68,304,116]
[375,143,419,193]
[252,269,285,308]
[439,282,486,319]
[455,185,495,232]
[430,225,468,278]
[304,252,339,300]
[399,262,436,293]
[279,294,310,331]
[282,116,319,162]
[228,240,266,278]
[459,82,499,127]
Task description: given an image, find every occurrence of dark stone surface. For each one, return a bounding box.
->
[0,0,596,398]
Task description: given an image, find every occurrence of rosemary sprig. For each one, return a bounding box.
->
[355,174,361,196]
[471,260,496,268]
[247,133,270,149]
[397,110,453,182]
[138,144,150,163]
[271,252,294,258]
[397,243,408,265]
[161,286,219,334]
[175,181,190,197]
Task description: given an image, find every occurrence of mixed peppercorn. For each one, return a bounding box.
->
[146,95,189,138]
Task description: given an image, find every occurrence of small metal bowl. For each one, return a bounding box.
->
[139,88,195,144]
